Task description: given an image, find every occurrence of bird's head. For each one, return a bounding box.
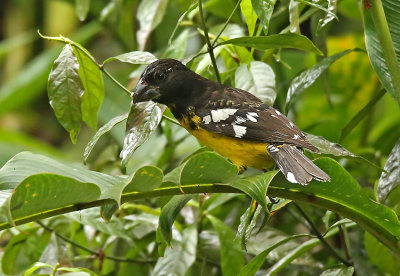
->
[132,59,201,105]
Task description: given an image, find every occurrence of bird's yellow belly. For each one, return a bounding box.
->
[179,117,274,170]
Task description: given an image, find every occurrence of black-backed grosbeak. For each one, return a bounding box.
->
[132,59,330,185]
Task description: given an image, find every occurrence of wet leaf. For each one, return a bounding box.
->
[120,102,166,168]
[75,0,90,21]
[286,49,354,106]
[288,0,300,33]
[316,0,337,34]
[84,113,128,162]
[236,202,263,250]
[241,0,257,36]
[219,33,323,55]
[103,51,157,65]
[320,265,354,276]
[378,138,400,205]
[47,44,83,143]
[235,61,276,105]
[72,45,104,131]
[208,215,245,276]
[136,0,169,50]
[251,0,276,33]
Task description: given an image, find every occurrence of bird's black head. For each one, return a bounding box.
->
[133,59,202,106]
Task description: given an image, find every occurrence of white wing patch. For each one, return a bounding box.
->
[233,125,247,138]
[267,144,279,153]
[211,108,237,122]
[246,113,258,122]
[202,115,211,124]
[293,134,300,139]
[286,172,297,183]
[234,116,247,124]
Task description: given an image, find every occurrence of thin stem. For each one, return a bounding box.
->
[335,213,352,262]
[162,115,181,126]
[198,0,221,83]
[211,0,242,48]
[292,202,352,266]
[102,68,132,96]
[37,221,155,264]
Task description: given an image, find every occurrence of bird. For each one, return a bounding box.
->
[132,58,330,185]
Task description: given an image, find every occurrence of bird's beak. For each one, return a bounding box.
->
[132,78,161,103]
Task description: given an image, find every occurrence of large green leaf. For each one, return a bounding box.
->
[180,151,238,185]
[362,0,400,103]
[235,61,276,105]
[120,102,166,168]
[219,33,323,55]
[123,166,163,193]
[72,45,104,131]
[152,225,197,276]
[230,171,278,211]
[240,0,257,36]
[136,0,169,50]
[208,215,245,276]
[47,44,83,143]
[251,0,276,32]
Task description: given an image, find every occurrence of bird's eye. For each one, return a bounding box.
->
[154,72,165,81]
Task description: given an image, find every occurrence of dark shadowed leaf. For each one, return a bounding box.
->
[235,61,276,105]
[286,49,354,106]
[103,51,157,65]
[251,0,276,32]
[339,89,385,142]
[84,113,128,162]
[168,3,198,45]
[124,166,163,193]
[159,195,193,244]
[364,232,400,275]
[241,0,257,36]
[378,138,400,206]
[10,174,100,221]
[229,170,278,211]
[361,0,400,103]
[120,102,166,168]
[238,234,310,276]
[47,44,83,143]
[219,33,323,55]
[180,151,238,185]
[208,215,245,276]
[72,45,104,131]
[75,0,90,21]
[153,225,198,276]
[136,0,169,50]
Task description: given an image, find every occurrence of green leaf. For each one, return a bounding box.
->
[219,33,323,55]
[136,0,169,50]
[378,138,400,206]
[339,89,386,142]
[180,151,238,185]
[123,166,164,193]
[103,51,157,65]
[152,225,198,276]
[2,229,51,275]
[24,262,54,276]
[364,232,400,275]
[286,49,354,106]
[320,265,354,276]
[83,113,128,162]
[158,195,193,244]
[236,203,263,250]
[238,234,310,276]
[10,174,100,221]
[235,61,276,105]
[208,215,245,276]
[269,158,400,253]
[120,102,166,168]
[241,0,257,36]
[362,0,400,103]
[288,0,300,34]
[229,170,278,211]
[251,0,276,32]
[47,44,83,143]
[72,45,104,131]
[315,0,337,34]
[168,3,198,45]
[75,0,90,21]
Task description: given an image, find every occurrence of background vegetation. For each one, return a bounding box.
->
[0,0,400,275]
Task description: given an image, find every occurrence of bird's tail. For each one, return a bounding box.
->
[266,144,330,185]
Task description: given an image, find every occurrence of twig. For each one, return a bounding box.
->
[335,213,352,262]
[101,67,132,96]
[292,202,352,266]
[211,0,242,48]
[37,221,155,264]
[198,0,221,83]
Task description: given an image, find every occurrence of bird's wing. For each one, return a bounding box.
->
[195,100,318,152]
